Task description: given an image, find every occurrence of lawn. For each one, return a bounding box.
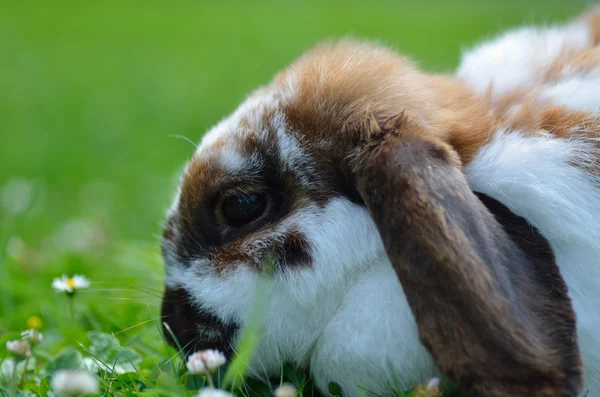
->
[0,1,589,396]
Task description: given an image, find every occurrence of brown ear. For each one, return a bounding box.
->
[347,121,583,397]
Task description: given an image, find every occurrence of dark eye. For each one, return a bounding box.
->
[221,193,268,227]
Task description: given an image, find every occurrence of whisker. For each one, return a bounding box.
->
[91,281,164,293]
[168,134,198,149]
[105,298,159,306]
[114,317,166,335]
[80,288,163,299]
[160,297,196,304]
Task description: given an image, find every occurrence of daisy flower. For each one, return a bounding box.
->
[51,369,99,396]
[186,349,227,375]
[52,274,91,294]
[6,340,31,359]
[21,328,43,344]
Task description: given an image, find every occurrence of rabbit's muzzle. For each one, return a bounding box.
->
[161,286,238,357]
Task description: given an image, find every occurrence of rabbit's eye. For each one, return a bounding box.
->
[221,193,268,227]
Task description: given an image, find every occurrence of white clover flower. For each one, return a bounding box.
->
[197,388,234,397]
[274,383,298,397]
[51,369,99,396]
[21,329,43,344]
[6,339,31,358]
[52,274,91,294]
[186,349,227,375]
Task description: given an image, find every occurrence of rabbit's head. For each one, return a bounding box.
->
[161,40,583,397]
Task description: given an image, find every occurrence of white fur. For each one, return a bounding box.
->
[457,21,591,99]
[310,263,436,394]
[215,149,251,173]
[273,113,316,189]
[198,89,279,155]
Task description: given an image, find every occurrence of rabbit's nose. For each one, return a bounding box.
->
[161,287,238,357]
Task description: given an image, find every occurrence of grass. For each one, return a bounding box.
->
[0,1,590,396]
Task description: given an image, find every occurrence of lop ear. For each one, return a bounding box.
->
[347,119,583,397]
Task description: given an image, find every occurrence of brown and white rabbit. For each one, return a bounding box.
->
[161,7,600,397]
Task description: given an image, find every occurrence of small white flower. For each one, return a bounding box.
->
[21,329,43,344]
[274,383,298,397]
[426,377,440,390]
[186,349,227,374]
[52,274,91,294]
[197,388,233,397]
[6,339,31,358]
[51,369,99,396]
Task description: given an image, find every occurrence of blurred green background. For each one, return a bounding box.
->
[0,0,589,333]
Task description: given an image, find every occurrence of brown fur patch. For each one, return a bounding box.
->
[209,229,312,273]
[162,222,175,242]
[503,102,600,139]
[582,5,600,44]
[545,47,600,82]
[276,40,495,165]
[281,229,312,268]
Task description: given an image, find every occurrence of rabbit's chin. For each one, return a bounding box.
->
[165,196,437,395]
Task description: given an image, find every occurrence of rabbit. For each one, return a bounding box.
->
[161,6,600,397]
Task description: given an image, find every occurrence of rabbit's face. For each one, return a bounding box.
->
[160,84,387,355]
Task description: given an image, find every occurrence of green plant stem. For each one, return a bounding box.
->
[68,295,76,342]
[10,359,19,397]
[205,372,216,389]
[18,356,30,387]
